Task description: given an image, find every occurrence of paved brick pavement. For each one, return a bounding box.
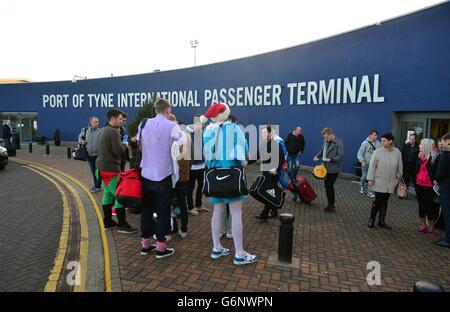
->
[13,145,450,292]
[0,162,63,292]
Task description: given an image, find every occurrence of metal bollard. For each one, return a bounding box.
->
[46,144,50,155]
[278,213,295,264]
[67,147,72,159]
[29,143,32,153]
[413,280,444,292]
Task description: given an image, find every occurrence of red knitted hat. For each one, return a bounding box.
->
[204,103,228,118]
[200,102,230,124]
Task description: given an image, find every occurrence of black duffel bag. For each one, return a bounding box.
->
[72,127,88,161]
[203,167,248,198]
[249,173,286,209]
[72,144,88,161]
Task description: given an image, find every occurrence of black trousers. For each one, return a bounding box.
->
[324,173,339,205]
[187,168,204,210]
[374,192,390,213]
[415,184,436,220]
[140,176,172,241]
[172,181,189,232]
[87,156,101,188]
[403,163,416,188]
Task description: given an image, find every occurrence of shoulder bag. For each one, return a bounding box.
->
[202,125,248,198]
[72,127,88,161]
[396,178,408,199]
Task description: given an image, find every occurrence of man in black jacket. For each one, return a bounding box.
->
[252,125,285,220]
[285,127,305,201]
[434,133,450,248]
[402,133,419,188]
[2,120,12,150]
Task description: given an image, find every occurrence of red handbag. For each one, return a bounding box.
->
[115,168,143,208]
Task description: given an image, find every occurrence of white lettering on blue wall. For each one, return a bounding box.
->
[288,74,384,105]
[40,74,384,109]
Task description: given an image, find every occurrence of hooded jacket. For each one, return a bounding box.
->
[357,137,381,167]
[203,121,248,169]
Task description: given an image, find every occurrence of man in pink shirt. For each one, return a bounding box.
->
[138,98,186,259]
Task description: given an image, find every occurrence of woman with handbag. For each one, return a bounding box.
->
[201,103,258,266]
[367,133,403,229]
[414,139,439,236]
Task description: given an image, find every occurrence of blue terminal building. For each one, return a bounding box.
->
[1,2,449,173]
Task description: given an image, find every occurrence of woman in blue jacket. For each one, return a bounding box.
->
[201,103,258,265]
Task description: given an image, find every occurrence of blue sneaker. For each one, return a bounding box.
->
[233,253,258,265]
[211,247,231,259]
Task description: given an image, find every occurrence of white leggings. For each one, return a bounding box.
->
[211,201,245,257]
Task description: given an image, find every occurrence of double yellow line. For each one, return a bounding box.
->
[14,159,112,292]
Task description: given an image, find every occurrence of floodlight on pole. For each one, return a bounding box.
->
[72,75,87,83]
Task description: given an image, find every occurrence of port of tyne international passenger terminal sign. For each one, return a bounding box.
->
[41,74,385,110]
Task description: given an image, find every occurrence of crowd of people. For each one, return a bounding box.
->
[360,131,450,248]
[75,99,449,266]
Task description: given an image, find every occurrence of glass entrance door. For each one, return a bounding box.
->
[20,114,33,142]
[400,120,425,149]
[430,119,450,142]
[0,112,38,143]
[396,112,450,149]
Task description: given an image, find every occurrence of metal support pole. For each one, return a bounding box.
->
[194,47,197,66]
[278,213,295,263]
[29,143,32,153]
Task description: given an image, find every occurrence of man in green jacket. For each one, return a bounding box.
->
[96,109,137,234]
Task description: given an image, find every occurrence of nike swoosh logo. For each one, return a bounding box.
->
[216,175,230,181]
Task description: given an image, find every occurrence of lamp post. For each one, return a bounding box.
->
[190,40,198,66]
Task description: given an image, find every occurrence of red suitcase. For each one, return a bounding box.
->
[291,176,317,203]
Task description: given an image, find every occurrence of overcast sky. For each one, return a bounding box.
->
[0,0,444,82]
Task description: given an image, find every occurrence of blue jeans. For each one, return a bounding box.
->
[440,184,450,243]
[278,170,289,189]
[140,175,173,241]
[287,154,301,180]
[360,166,374,194]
